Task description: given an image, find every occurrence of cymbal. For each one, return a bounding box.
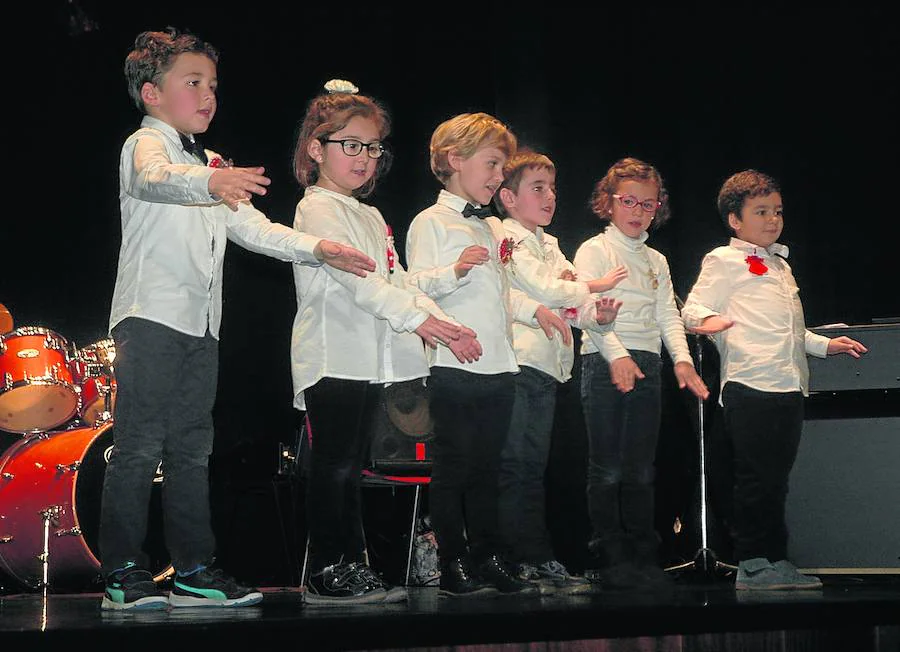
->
[0,303,12,334]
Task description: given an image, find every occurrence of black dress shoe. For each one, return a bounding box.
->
[476,555,539,595]
[439,557,497,598]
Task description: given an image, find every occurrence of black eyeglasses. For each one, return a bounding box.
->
[612,194,661,212]
[323,138,385,159]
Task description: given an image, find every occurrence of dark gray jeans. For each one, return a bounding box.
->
[581,350,662,556]
[99,317,218,575]
[497,365,559,564]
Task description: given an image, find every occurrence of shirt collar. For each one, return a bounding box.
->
[141,115,188,149]
[305,184,361,209]
[729,237,790,259]
[437,189,485,215]
[502,218,542,246]
[605,222,648,250]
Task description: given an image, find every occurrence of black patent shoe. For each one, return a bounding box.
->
[439,557,497,598]
[477,554,540,596]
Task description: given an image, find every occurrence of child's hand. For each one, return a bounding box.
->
[674,361,709,400]
[315,240,377,278]
[826,336,868,358]
[535,305,572,346]
[559,269,577,281]
[688,315,734,335]
[448,328,483,363]
[208,166,271,211]
[415,315,463,349]
[587,265,628,293]
[594,297,623,325]
[454,245,490,279]
[609,356,645,393]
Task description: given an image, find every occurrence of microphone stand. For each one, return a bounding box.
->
[667,300,736,580]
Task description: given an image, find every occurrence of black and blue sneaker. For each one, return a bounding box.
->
[101,562,169,611]
[168,567,263,607]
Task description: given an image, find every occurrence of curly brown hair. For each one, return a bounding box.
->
[716,170,781,230]
[292,87,392,199]
[590,157,671,228]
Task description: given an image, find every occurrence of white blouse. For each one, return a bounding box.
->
[290,186,456,410]
[502,218,610,382]
[681,238,829,398]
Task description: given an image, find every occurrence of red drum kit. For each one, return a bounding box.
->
[0,305,170,589]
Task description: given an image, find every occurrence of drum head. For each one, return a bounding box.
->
[74,424,170,580]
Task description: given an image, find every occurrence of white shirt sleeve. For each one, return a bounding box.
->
[122,132,216,205]
[654,256,693,366]
[574,240,629,361]
[298,199,428,333]
[405,216,472,298]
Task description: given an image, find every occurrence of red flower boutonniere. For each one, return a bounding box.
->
[386,225,395,274]
[563,307,578,320]
[499,237,515,265]
[745,255,768,275]
[208,156,234,169]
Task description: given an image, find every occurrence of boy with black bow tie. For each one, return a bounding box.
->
[405,113,570,597]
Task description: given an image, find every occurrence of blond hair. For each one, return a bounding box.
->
[429,113,517,184]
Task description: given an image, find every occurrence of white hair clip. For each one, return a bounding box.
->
[324,79,359,94]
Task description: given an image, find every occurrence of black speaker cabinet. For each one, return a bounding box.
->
[786,413,900,573]
[367,381,434,473]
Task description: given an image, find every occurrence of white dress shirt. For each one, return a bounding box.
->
[291,186,457,410]
[405,190,542,374]
[573,224,693,366]
[681,237,830,399]
[502,218,611,382]
[110,115,322,338]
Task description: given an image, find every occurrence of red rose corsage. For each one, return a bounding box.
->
[208,156,234,169]
[745,254,768,275]
[386,225,395,274]
[499,237,515,265]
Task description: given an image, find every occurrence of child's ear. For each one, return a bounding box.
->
[140,82,160,107]
[448,150,465,172]
[498,187,516,212]
[307,139,324,164]
[727,212,742,231]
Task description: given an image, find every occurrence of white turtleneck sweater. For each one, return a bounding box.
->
[572,223,693,366]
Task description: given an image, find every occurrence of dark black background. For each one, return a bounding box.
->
[2,2,896,586]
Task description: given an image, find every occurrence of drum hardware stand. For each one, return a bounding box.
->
[38,506,62,589]
[665,330,737,580]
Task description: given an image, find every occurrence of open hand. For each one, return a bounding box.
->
[609,356,645,393]
[594,296,623,325]
[688,315,734,336]
[827,336,868,359]
[208,166,271,211]
[535,305,572,346]
[587,265,628,293]
[674,361,709,400]
[315,240,377,278]
[454,245,490,279]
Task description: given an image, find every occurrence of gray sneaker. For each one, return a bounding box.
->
[773,560,823,589]
[735,557,795,590]
[518,560,592,595]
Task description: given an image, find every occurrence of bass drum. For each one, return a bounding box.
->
[0,421,172,588]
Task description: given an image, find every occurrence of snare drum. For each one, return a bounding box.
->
[0,421,171,588]
[0,327,79,433]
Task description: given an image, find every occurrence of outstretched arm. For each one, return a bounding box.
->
[314,240,376,278]
[826,336,868,358]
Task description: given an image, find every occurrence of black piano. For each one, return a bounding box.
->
[787,322,900,573]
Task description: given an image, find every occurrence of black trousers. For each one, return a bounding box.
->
[427,367,515,564]
[721,382,804,563]
[303,378,382,574]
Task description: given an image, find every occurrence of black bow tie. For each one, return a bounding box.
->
[180,133,208,165]
[461,203,492,219]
